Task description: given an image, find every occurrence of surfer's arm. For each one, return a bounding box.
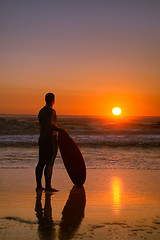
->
[50,123,66,132]
[47,109,66,133]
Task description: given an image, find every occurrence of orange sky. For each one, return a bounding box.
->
[1,1,160,116]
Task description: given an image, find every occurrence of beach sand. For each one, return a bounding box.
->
[0,168,160,240]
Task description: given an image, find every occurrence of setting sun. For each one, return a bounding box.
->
[112,107,122,116]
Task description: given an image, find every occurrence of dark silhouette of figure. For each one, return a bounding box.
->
[35,93,66,192]
[58,186,86,240]
[35,191,56,240]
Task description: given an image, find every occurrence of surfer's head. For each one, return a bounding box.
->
[45,93,55,106]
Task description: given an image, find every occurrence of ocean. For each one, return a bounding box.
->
[0,115,160,170]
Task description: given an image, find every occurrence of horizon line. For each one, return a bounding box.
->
[0,113,160,118]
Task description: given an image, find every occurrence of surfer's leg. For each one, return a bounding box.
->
[35,143,46,191]
[44,136,58,192]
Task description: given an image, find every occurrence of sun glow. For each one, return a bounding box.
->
[112,107,122,116]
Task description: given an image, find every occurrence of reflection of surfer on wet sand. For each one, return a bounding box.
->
[35,191,56,240]
[59,186,86,240]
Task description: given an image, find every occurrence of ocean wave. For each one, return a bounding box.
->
[0,115,160,135]
[0,134,159,148]
[0,115,160,148]
[0,116,39,135]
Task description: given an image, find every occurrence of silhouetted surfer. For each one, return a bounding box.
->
[35,93,66,192]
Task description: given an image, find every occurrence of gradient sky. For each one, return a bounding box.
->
[1,0,160,116]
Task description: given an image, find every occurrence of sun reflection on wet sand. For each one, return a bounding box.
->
[111,177,122,215]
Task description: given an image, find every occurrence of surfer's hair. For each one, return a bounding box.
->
[45,93,55,103]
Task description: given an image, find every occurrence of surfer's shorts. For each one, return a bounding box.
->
[38,135,58,165]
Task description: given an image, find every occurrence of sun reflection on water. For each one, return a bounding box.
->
[112,177,122,215]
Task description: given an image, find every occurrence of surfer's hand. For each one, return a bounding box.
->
[60,128,68,134]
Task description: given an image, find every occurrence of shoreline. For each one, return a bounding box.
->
[0,168,160,239]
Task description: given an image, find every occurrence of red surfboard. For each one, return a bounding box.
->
[58,131,86,186]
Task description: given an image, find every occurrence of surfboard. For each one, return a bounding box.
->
[58,131,86,186]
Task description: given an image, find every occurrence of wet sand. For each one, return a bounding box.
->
[0,168,160,240]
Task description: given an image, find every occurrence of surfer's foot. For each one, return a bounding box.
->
[36,186,45,192]
[45,187,59,192]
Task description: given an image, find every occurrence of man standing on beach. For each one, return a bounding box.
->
[35,93,66,192]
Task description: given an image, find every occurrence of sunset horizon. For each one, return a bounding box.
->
[1,1,160,117]
[0,90,160,116]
